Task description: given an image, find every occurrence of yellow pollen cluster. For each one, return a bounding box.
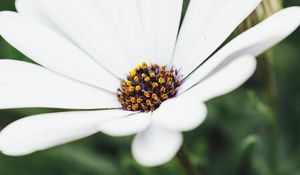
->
[117,62,181,112]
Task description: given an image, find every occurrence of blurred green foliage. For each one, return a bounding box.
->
[0,0,300,175]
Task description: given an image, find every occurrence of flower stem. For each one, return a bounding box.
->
[260,52,277,106]
[258,0,282,172]
[258,52,279,173]
[176,146,199,175]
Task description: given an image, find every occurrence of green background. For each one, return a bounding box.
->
[0,0,299,175]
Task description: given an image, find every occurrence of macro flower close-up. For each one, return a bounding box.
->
[0,0,300,174]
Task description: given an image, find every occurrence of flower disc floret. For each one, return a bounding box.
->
[117,62,181,112]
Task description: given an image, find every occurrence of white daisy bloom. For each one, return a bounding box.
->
[0,0,299,167]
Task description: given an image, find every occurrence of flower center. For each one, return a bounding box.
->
[117,62,181,113]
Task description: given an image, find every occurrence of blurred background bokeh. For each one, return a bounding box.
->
[0,0,299,175]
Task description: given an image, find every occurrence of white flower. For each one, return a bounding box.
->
[0,0,299,167]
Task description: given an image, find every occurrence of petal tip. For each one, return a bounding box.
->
[279,6,300,25]
[131,127,183,167]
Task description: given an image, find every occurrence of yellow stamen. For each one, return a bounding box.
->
[132,104,139,110]
[160,87,166,93]
[134,76,139,82]
[137,98,143,103]
[161,94,168,100]
[135,85,141,91]
[158,77,165,84]
[126,81,132,86]
[150,72,155,78]
[144,91,150,98]
[152,93,158,100]
[128,86,135,92]
[129,70,136,77]
[144,77,150,82]
[146,100,152,106]
[130,97,136,104]
[152,82,159,88]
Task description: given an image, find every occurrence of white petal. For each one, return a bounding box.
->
[0,109,133,156]
[0,60,120,109]
[16,0,145,72]
[139,0,183,65]
[15,0,61,34]
[34,0,136,77]
[185,55,257,102]
[99,113,151,137]
[15,0,183,70]
[181,7,300,93]
[92,0,147,70]
[171,0,261,76]
[132,124,183,167]
[0,11,119,92]
[152,95,207,132]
